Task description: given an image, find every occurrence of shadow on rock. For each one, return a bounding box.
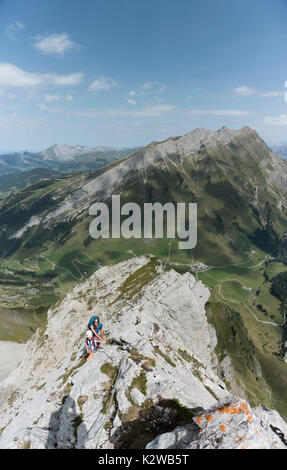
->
[46,394,88,449]
[110,398,203,449]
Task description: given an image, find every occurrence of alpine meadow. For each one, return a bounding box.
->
[0,0,287,452]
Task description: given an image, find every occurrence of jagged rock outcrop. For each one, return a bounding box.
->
[0,256,285,449]
[0,256,227,449]
[146,396,287,449]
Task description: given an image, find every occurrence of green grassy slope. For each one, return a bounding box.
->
[0,128,286,418]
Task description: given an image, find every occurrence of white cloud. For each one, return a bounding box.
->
[232,86,283,99]
[129,90,136,96]
[89,77,119,92]
[128,99,136,105]
[38,103,64,113]
[77,104,175,118]
[264,114,287,127]
[233,86,257,96]
[142,81,152,90]
[0,113,48,129]
[44,94,60,102]
[0,63,42,88]
[140,81,166,96]
[187,109,253,116]
[7,92,16,100]
[33,33,77,58]
[6,21,25,40]
[258,91,284,98]
[0,63,83,89]
[43,93,74,103]
[39,103,176,118]
[44,72,83,86]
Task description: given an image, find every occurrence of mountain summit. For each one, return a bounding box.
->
[37,144,97,162]
[2,125,287,255]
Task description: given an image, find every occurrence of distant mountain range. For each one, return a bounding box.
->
[38,144,99,162]
[0,144,138,174]
[270,143,287,159]
[0,127,287,419]
[0,144,139,198]
[1,127,287,418]
[2,126,287,264]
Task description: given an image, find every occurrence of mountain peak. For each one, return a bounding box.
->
[38,144,96,162]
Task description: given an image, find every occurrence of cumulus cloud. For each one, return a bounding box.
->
[0,63,83,89]
[89,77,119,92]
[127,99,136,105]
[33,33,78,57]
[0,63,42,88]
[232,86,257,96]
[6,21,25,40]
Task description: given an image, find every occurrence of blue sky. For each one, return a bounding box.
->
[1,0,287,151]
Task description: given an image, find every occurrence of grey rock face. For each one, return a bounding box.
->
[0,256,285,449]
[146,396,287,449]
[130,388,146,406]
[0,256,227,449]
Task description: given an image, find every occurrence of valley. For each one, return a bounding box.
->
[0,126,287,421]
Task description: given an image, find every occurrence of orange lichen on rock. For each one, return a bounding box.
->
[235,435,246,446]
[196,415,204,426]
[217,400,253,423]
[220,425,226,432]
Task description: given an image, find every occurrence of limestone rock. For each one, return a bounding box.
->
[0,256,284,450]
[146,397,287,449]
[130,388,146,406]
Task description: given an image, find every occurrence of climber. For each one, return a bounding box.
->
[85,330,100,360]
[87,315,105,345]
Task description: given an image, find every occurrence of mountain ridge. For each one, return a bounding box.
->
[0,256,286,449]
[0,145,138,178]
[0,127,286,421]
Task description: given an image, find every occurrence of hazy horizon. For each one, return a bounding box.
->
[1,1,287,150]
